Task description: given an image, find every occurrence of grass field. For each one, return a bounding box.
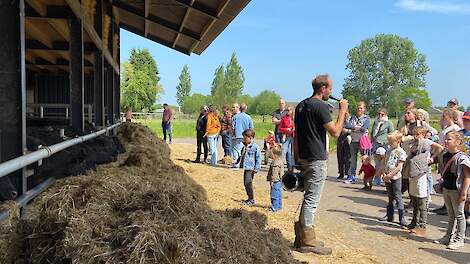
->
[137,116,439,152]
[139,118,275,140]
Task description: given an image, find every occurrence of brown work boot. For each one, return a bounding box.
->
[409,227,426,236]
[294,221,302,248]
[299,226,332,255]
[294,222,325,248]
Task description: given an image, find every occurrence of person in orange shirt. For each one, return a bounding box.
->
[205,105,222,166]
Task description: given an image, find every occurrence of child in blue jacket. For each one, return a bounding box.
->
[239,129,261,205]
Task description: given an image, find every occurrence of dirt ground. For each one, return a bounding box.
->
[170,140,469,264]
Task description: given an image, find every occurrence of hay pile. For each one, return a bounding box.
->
[1,123,302,264]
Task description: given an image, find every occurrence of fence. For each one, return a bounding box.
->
[27,103,94,123]
[0,122,121,222]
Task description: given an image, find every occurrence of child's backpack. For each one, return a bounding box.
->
[408,139,430,179]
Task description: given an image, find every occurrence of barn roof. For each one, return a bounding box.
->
[113,0,250,55]
[24,0,251,74]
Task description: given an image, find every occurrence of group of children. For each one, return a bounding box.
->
[350,118,470,250]
[222,107,470,250]
[236,129,285,212]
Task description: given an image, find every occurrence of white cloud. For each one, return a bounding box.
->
[396,0,470,14]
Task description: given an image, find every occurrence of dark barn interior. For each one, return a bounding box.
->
[0,0,249,214]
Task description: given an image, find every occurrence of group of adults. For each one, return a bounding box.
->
[337,96,467,186]
[193,103,254,167]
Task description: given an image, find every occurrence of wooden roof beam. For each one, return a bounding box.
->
[27,17,71,40]
[173,0,194,48]
[64,0,119,74]
[189,0,229,53]
[120,22,190,55]
[144,0,149,36]
[112,1,201,41]
[25,18,54,48]
[26,0,46,16]
[173,0,218,20]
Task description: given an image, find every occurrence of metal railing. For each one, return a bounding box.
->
[27,103,94,123]
[0,122,121,222]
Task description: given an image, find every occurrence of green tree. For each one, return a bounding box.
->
[176,65,191,107]
[224,53,245,100]
[252,90,281,122]
[211,64,226,108]
[342,34,430,116]
[129,48,160,85]
[345,95,358,114]
[238,94,254,110]
[182,93,209,114]
[121,62,152,111]
[120,48,162,111]
[400,87,432,111]
[211,64,225,96]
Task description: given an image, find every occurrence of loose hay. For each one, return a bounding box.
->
[0,122,301,264]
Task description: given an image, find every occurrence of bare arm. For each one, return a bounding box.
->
[324,99,348,138]
[293,131,299,161]
[385,160,404,179]
[272,116,281,125]
[458,166,470,202]
[430,142,445,162]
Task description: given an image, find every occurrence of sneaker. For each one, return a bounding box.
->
[447,240,464,250]
[337,175,345,180]
[344,176,356,184]
[192,159,201,163]
[433,237,451,246]
[242,199,255,206]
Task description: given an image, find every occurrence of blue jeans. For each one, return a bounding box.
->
[221,132,231,157]
[348,142,360,177]
[231,137,244,167]
[271,181,282,211]
[275,131,282,143]
[299,159,328,228]
[207,134,218,166]
[162,122,172,142]
[282,136,294,169]
[427,167,433,195]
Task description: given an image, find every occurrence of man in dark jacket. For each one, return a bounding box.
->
[194,106,208,163]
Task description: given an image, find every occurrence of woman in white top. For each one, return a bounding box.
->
[439,109,462,146]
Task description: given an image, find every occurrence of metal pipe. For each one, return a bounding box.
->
[0,177,55,222]
[0,122,121,179]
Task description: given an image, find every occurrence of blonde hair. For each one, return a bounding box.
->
[387,130,403,144]
[413,126,426,136]
[446,131,467,152]
[443,108,458,123]
[416,109,430,123]
[362,155,371,163]
[271,143,282,158]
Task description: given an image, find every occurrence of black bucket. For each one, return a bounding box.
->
[281,171,304,192]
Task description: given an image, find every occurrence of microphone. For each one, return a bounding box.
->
[329,95,341,102]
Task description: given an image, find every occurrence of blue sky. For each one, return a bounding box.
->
[120,0,470,107]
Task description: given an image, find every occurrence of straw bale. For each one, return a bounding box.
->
[0,123,301,263]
